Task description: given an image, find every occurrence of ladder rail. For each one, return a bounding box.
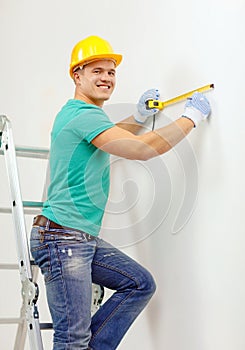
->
[1,116,32,279]
[0,115,44,350]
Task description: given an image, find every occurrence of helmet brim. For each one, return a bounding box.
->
[70,53,122,78]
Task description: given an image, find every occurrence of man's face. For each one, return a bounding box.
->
[75,60,116,107]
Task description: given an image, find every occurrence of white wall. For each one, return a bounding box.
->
[1,0,245,349]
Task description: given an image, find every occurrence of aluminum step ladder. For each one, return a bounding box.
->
[0,115,104,349]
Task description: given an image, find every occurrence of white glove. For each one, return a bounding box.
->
[182,92,211,127]
[134,89,160,124]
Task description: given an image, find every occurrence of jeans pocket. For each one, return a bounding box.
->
[31,243,52,283]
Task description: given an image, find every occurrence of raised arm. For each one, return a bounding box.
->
[92,92,211,161]
[92,117,194,160]
[116,89,160,134]
[116,115,143,134]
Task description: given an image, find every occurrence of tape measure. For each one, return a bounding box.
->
[146,83,214,110]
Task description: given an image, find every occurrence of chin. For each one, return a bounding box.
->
[100,92,112,101]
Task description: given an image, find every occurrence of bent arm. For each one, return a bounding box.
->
[116,115,143,134]
[92,117,194,161]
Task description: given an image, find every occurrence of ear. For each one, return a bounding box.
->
[73,72,81,83]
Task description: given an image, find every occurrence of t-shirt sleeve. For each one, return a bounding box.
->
[73,107,115,143]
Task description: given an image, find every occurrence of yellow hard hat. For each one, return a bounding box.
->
[69,35,123,78]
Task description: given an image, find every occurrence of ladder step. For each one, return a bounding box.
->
[0,202,43,215]
[15,146,49,159]
[0,207,42,215]
[0,261,37,270]
[0,263,19,270]
[0,202,43,214]
[0,318,53,329]
[39,323,53,330]
[0,317,23,325]
[0,146,49,159]
[0,207,12,214]
[22,201,43,208]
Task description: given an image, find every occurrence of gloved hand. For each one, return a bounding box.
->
[182,92,211,127]
[134,89,160,124]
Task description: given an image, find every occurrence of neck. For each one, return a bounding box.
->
[74,91,103,108]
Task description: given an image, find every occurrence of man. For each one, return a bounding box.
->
[30,35,211,350]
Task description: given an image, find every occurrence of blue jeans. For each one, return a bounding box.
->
[30,225,156,350]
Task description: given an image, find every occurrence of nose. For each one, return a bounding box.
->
[100,72,111,81]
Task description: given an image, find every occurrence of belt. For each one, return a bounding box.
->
[33,215,95,240]
[33,215,65,229]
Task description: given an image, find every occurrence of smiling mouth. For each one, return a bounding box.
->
[97,85,110,90]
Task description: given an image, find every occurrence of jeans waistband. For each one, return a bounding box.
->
[33,215,96,241]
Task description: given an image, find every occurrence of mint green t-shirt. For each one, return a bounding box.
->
[42,99,114,236]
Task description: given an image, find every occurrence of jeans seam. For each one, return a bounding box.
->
[90,289,137,344]
[53,243,72,347]
[90,260,140,345]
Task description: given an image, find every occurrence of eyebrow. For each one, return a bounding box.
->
[91,66,116,72]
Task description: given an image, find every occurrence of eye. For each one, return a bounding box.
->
[109,71,115,77]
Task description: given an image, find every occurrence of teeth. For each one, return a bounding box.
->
[98,85,109,89]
